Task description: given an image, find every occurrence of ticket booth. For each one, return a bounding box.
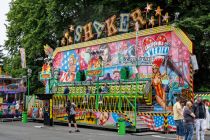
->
[36,94,53,126]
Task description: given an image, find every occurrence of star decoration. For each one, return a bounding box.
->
[155,6,163,16]
[162,13,169,23]
[145,3,153,13]
[149,16,155,26]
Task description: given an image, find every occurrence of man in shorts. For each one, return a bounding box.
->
[66,101,80,133]
[173,97,185,140]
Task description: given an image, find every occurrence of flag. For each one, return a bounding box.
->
[167,116,176,131]
[20,48,26,68]
[140,115,164,131]
[153,116,164,131]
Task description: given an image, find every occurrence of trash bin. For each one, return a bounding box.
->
[0,111,3,117]
[44,112,50,125]
[22,111,28,123]
[118,118,126,135]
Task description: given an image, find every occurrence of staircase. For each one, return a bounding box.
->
[135,105,154,132]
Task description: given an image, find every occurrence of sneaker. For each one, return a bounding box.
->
[75,129,80,132]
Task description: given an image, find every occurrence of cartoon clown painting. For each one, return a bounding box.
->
[152,56,171,111]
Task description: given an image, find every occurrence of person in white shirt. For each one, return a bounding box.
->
[203,99,210,130]
[15,101,20,118]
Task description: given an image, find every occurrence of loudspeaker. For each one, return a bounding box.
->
[190,55,199,70]
[76,70,86,81]
[120,67,130,80]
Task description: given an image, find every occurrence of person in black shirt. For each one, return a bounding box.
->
[64,86,70,94]
[64,86,70,101]
[193,96,206,140]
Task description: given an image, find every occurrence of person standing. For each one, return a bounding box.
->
[64,86,70,102]
[183,101,195,140]
[98,83,109,104]
[66,101,80,133]
[15,101,20,118]
[193,96,206,140]
[203,99,210,130]
[173,97,185,140]
[83,86,90,103]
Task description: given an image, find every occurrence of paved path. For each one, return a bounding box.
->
[0,122,209,140]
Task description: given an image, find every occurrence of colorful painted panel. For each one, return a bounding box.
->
[139,115,176,132]
[53,31,191,111]
[52,109,134,128]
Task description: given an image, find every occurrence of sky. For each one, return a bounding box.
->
[0,0,10,54]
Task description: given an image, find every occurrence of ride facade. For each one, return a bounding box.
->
[28,6,194,132]
[0,75,26,118]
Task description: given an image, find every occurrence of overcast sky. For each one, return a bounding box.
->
[0,0,10,54]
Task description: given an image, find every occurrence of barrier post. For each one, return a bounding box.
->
[118,118,126,135]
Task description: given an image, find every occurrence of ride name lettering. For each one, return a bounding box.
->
[87,70,102,76]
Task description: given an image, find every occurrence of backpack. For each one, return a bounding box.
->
[66,104,76,115]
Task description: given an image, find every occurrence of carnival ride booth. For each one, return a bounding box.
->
[0,76,25,118]
[36,23,193,132]
[33,94,53,126]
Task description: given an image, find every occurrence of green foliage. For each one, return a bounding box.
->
[4,0,210,93]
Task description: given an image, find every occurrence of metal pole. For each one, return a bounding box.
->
[27,76,30,110]
[96,77,99,110]
[134,22,139,129]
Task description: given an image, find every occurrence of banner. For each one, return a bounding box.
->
[20,48,26,68]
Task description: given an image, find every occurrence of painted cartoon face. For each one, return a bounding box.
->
[152,67,159,74]
[69,56,75,66]
[102,47,109,62]
[99,112,109,125]
[113,72,120,80]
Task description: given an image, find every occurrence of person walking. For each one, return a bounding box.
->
[173,97,185,140]
[66,100,80,133]
[183,101,195,140]
[193,96,206,140]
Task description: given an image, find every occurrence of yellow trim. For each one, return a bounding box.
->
[53,25,174,57]
[194,94,210,97]
[174,28,193,53]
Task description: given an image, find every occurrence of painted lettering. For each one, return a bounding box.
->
[83,22,94,41]
[119,13,130,32]
[105,15,118,36]
[130,8,146,29]
[93,21,105,38]
[74,26,83,42]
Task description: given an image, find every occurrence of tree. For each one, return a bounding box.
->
[4,0,210,92]
[0,45,4,75]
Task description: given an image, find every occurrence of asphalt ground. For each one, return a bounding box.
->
[0,121,210,140]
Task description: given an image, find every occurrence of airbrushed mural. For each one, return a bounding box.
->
[53,109,134,127]
[53,31,191,111]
